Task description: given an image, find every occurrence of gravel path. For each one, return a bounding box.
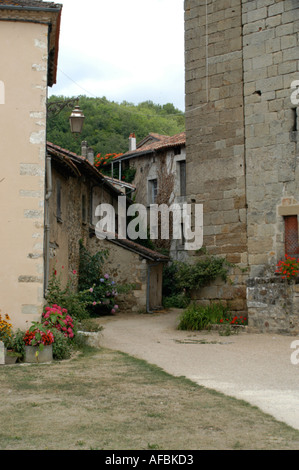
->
[98,309,299,431]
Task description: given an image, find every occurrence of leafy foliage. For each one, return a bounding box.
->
[173,255,232,293]
[162,254,232,308]
[178,302,231,331]
[178,302,248,333]
[78,241,108,292]
[47,96,185,156]
[275,254,299,279]
[45,270,90,321]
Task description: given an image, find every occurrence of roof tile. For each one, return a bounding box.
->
[115,132,186,161]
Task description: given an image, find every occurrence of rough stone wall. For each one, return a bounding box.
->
[88,236,149,313]
[184,0,299,331]
[247,277,299,335]
[184,0,248,314]
[48,167,90,289]
[243,0,299,277]
[243,0,299,333]
[49,166,154,313]
[127,147,187,257]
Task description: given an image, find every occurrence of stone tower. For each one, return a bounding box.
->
[184,0,299,332]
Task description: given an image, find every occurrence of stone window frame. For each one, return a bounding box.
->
[278,204,299,257]
[147,178,158,205]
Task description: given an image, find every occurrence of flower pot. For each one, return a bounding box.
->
[5,350,20,365]
[24,345,53,364]
[0,341,5,365]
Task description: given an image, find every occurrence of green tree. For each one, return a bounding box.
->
[47,95,185,156]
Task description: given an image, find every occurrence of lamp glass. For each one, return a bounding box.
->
[69,105,85,134]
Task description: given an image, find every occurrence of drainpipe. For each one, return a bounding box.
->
[44,155,52,294]
[146,262,160,314]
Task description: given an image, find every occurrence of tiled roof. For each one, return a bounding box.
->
[47,142,168,263]
[104,176,136,191]
[47,142,125,199]
[0,0,60,9]
[107,234,169,262]
[114,131,186,161]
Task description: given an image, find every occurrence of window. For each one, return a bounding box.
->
[82,194,87,224]
[56,179,62,222]
[179,161,186,197]
[284,215,299,256]
[0,81,4,105]
[292,108,297,132]
[148,179,158,204]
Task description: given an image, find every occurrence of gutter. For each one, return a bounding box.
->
[0,5,62,13]
[44,154,52,295]
[114,149,155,163]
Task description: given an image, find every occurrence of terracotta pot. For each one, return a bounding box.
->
[24,345,53,364]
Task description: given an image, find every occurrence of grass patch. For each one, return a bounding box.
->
[0,348,298,450]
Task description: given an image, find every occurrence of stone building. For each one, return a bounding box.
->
[0,0,62,330]
[184,0,299,333]
[113,132,187,259]
[46,142,168,313]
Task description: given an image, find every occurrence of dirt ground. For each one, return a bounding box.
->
[97,309,299,432]
[1,340,299,450]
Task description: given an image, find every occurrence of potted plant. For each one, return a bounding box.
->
[23,322,54,363]
[5,349,22,365]
[0,312,20,364]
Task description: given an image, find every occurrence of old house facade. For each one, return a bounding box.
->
[0,0,62,330]
[185,0,299,333]
[113,132,187,259]
[46,142,168,313]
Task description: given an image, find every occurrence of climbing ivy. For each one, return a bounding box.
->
[169,254,232,294]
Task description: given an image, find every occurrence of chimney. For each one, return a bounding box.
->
[81,141,94,165]
[87,147,94,165]
[129,133,136,151]
[81,141,88,158]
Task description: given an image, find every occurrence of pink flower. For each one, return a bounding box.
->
[114,305,119,309]
[93,302,96,306]
[104,274,109,279]
[111,309,116,314]
[73,270,77,275]
[89,288,94,293]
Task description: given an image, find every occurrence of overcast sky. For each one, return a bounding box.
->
[48,0,185,111]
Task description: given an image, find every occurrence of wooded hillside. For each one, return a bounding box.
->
[47,96,185,156]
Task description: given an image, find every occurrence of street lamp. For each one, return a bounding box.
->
[47,98,85,134]
[69,105,85,134]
